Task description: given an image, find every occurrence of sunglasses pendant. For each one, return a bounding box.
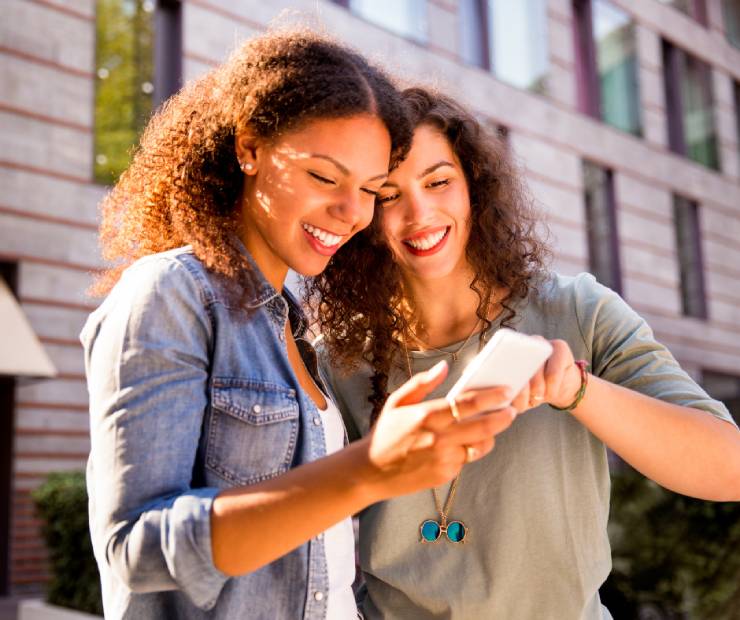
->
[420,517,467,543]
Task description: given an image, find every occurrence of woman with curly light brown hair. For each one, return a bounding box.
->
[314,87,740,619]
[81,35,519,620]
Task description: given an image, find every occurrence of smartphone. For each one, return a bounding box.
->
[446,328,553,407]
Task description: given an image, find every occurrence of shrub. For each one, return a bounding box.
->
[601,466,740,619]
[31,471,103,615]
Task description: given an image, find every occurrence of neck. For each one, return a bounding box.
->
[403,265,495,349]
[238,228,288,293]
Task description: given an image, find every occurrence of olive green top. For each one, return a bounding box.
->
[318,272,736,620]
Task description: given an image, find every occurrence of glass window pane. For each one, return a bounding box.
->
[673,195,707,318]
[592,0,641,135]
[94,0,154,185]
[583,161,621,293]
[349,0,427,42]
[680,54,720,170]
[723,0,740,48]
[459,0,487,68]
[487,0,548,94]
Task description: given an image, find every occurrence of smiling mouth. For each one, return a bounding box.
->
[302,223,343,248]
[402,227,450,254]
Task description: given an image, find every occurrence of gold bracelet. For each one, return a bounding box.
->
[551,360,589,411]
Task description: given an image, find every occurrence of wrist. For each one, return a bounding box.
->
[343,435,388,505]
[551,360,589,412]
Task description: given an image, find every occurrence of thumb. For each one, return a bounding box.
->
[386,360,448,409]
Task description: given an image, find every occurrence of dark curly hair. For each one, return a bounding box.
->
[308,87,550,421]
[91,28,411,299]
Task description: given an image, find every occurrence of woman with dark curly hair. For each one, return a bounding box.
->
[314,87,740,619]
[81,35,518,620]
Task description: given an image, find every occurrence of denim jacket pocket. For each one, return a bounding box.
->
[207,377,300,486]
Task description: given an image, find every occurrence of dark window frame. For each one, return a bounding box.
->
[574,0,601,118]
[574,0,642,135]
[0,261,18,596]
[662,39,721,170]
[153,0,183,111]
[673,194,708,319]
[582,160,623,295]
[93,0,183,186]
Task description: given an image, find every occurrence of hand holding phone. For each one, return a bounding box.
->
[447,328,553,409]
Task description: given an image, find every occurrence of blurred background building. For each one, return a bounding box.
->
[1,0,740,602]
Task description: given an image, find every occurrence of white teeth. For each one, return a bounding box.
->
[303,223,341,247]
[405,229,447,250]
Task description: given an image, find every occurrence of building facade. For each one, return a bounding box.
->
[1,0,739,597]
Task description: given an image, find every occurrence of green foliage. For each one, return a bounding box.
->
[602,466,740,619]
[94,0,154,185]
[31,472,103,616]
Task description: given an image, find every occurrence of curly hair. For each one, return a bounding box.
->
[308,86,550,421]
[91,28,411,300]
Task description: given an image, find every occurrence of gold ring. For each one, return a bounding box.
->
[464,445,477,463]
[448,397,461,422]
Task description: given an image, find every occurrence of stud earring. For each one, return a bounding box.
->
[240,162,254,173]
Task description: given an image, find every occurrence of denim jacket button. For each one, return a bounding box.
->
[252,404,261,413]
[314,591,324,601]
[312,415,321,426]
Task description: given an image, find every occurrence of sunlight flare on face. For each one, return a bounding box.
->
[237,114,391,289]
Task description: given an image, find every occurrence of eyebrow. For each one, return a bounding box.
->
[310,154,388,183]
[381,160,456,189]
[417,161,455,179]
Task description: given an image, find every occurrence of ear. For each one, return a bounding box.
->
[235,129,260,175]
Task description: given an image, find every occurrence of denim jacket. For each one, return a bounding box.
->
[81,245,335,619]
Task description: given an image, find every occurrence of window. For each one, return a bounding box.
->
[656,0,708,25]
[459,0,549,94]
[0,262,17,596]
[94,0,182,185]
[662,41,720,170]
[582,161,622,293]
[673,195,707,318]
[702,370,740,424]
[340,0,427,42]
[574,0,642,136]
[722,0,740,48]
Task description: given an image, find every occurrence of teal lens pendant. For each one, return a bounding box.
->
[446,520,466,543]
[420,519,441,542]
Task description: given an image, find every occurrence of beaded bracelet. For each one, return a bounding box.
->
[551,360,590,411]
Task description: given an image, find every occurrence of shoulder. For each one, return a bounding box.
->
[81,248,213,345]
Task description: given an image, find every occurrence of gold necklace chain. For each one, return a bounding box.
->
[402,335,463,527]
[406,317,482,362]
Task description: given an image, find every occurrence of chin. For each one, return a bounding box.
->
[290,257,330,279]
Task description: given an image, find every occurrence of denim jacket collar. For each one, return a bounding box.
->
[231,237,308,339]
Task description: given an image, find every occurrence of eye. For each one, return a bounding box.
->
[308,171,336,185]
[427,178,450,189]
[361,187,379,197]
[377,192,399,205]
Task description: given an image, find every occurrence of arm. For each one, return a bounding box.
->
[211,362,517,575]
[522,275,740,501]
[83,257,227,610]
[85,259,515,586]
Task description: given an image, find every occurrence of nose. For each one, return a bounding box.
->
[404,188,432,223]
[329,187,373,229]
